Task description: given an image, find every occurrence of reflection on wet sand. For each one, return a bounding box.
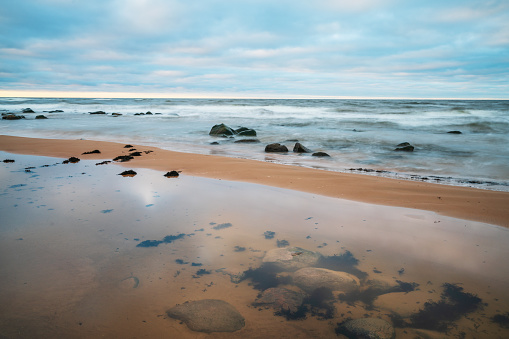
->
[0,152,508,338]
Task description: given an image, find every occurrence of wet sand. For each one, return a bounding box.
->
[1,135,508,227]
[1,136,509,338]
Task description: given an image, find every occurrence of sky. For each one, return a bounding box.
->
[0,0,508,99]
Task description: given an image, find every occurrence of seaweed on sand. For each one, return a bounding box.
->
[315,250,368,280]
[492,313,509,328]
[275,287,336,320]
[136,233,187,247]
[408,283,483,332]
[241,264,292,291]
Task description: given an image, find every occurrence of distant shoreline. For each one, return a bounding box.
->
[1,134,508,227]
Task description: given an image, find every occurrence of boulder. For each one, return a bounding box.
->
[336,318,395,339]
[35,115,48,119]
[394,142,414,152]
[167,299,245,333]
[164,171,179,178]
[447,130,462,134]
[293,267,359,293]
[209,123,236,137]
[22,108,35,113]
[2,114,25,120]
[293,143,312,153]
[312,152,330,157]
[89,111,106,114]
[263,247,322,271]
[235,127,257,136]
[265,143,289,152]
[253,287,305,313]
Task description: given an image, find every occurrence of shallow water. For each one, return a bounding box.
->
[1,151,509,338]
[1,98,509,191]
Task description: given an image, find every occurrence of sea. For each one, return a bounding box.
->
[1,97,509,191]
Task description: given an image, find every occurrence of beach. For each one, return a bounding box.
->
[1,134,509,338]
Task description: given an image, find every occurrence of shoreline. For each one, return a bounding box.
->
[1,134,509,227]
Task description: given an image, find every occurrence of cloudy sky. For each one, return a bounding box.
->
[1,0,508,98]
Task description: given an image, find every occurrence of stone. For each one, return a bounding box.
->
[336,318,395,339]
[119,170,137,177]
[265,143,289,152]
[394,145,414,152]
[164,171,179,178]
[447,130,462,134]
[167,299,245,333]
[35,115,48,119]
[312,152,330,157]
[293,267,359,293]
[2,114,25,120]
[262,247,322,271]
[235,127,257,136]
[234,139,260,143]
[22,108,35,113]
[209,123,236,137]
[89,111,106,114]
[253,287,305,313]
[111,113,123,116]
[293,143,312,153]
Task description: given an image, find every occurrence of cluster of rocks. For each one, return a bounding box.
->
[166,246,397,337]
[1,107,52,120]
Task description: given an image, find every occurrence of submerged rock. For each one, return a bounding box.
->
[209,123,236,137]
[336,318,395,339]
[447,130,462,134]
[262,247,322,271]
[35,115,48,119]
[293,142,312,153]
[312,151,330,157]
[2,113,25,120]
[22,108,35,113]
[394,142,414,152]
[253,287,306,313]
[265,143,289,152]
[167,299,245,333]
[293,267,360,293]
[89,111,106,114]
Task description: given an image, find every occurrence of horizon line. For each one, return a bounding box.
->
[0,90,507,101]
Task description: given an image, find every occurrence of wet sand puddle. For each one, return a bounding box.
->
[1,150,509,338]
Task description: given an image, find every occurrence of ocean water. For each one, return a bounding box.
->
[1,97,508,191]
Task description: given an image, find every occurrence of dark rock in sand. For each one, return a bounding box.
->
[234,139,260,143]
[167,299,245,333]
[22,108,35,113]
[35,115,48,119]
[312,152,330,157]
[265,143,289,152]
[447,130,462,134]
[235,127,257,136]
[293,143,312,153]
[293,267,360,293]
[96,160,111,165]
[164,171,179,178]
[89,111,106,115]
[82,149,101,155]
[129,151,142,157]
[2,113,25,120]
[119,170,137,177]
[113,155,134,162]
[336,318,395,339]
[253,287,306,313]
[124,144,133,148]
[262,247,322,271]
[209,123,236,137]
[63,157,80,164]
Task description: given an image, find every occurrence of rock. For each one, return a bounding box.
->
[336,318,395,339]
[89,111,106,114]
[22,108,35,113]
[253,287,306,313]
[312,152,330,157]
[209,123,236,137]
[46,110,63,113]
[62,157,80,164]
[3,159,15,163]
[35,115,48,119]
[82,150,101,155]
[145,111,153,115]
[2,113,25,120]
[113,155,134,162]
[293,267,359,293]
[265,143,289,152]
[124,144,134,148]
[167,299,245,333]
[263,247,322,271]
[447,130,462,134]
[394,144,414,152]
[374,290,441,318]
[164,171,179,178]
[119,170,137,177]
[235,127,257,136]
[111,113,123,116]
[234,139,260,143]
[293,143,312,153]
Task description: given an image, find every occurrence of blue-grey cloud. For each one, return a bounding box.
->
[0,0,508,98]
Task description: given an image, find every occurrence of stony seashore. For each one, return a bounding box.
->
[1,136,509,338]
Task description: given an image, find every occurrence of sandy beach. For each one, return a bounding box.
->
[1,134,509,338]
[1,135,508,227]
